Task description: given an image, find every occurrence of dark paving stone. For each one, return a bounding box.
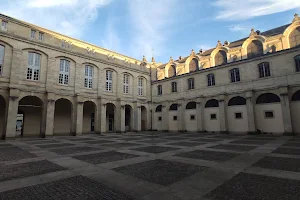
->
[282,143,300,148]
[0,160,66,182]
[192,138,223,143]
[167,142,205,147]
[289,137,300,142]
[0,147,36,161]
[66,138,96,141]
[204,172,300,200]
[209,135,237,139]
[50,146,100,155]
[102,143,142,148]
[208,144,256,152]
[131,146,180,154]
[163,137,188,141]
[244,136,276,140]
[26,140,59,145]
[114,159,207,186]
[0,175,134,200]
[175,150,240,162]
[36,143,75,149]
[134,139,167,144]
[73,151,138,164]
[229,140,267,145]
[252,156,300,172]
[20,138,48,141]
[182,134,206,138]
[0,143,14,148]
[83,140,116,144]
[272,147,300,155]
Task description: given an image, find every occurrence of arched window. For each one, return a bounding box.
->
[228,96,246,106]
[84,65,93,88]
[189,58,199,72]
[258,62,271,78]
[247,40,263,58]
[289,27,300,48]
[106,70,113,91]
[295,55,300,72]
[168,65,176,77]
[186,102,196,109]
[59,59,70,85]
[256,93,281,104]
[138,77,144,96]
[157,85,162,95]
[205,99,219,108]
[170,104,178,111]
[215,50,227,66]
[291,90,300,101]
[207,73,215,86]
[0,45,4,76]
[27,52,41,81]
[230,68,240,82]
[155,105,162,112]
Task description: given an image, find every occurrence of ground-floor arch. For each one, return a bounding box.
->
[17,96,43,136]
[227,96,248,133]
[141,106,147,131]
[83,101,96,134]
[291,90,300,133]
[54,98,72,135]
[106,103,115,132]
[0,95,6,137]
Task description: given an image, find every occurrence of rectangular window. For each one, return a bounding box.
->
[190,115,195,120]
[0,45,4,76]
[230,68,240,82]
[30,30,36,39]
[173,116,177,121]
[138,77,143,96]
[235,112,242,119]
[171,82,177,92]
[158,85,162,95]
[158,117,162,121]
[123,74,129,94]
[1,21,7,31]
[38,32,44,41]
[258,62,271,78]
[295,56,300,72]
[59,59,70,85]
[265,111,274,118]
[210,114,217,120]
[207,74,215,86]
[84,65,93,88]
[106,70,113,91]
[27,52,40,81]
[188,78,194,90]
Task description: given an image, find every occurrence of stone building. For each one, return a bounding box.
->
[0,14,300,138]
[152,14,300,134]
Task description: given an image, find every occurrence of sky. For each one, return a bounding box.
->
[0,0,300,63]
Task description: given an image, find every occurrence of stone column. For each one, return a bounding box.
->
[9,48,22,87]
[219,95,227,133]
[136,105,142,131]
[95,98,101,134]
[5,95,19,139]
[76,96,84,136]
[280,87,293,133]
[115,100,122,132]
[196,98,204,132]
[162,101,169,131]
[45,94,56,136]
[120,105,126,133]
[100,103,107,133]
[46,57,56,92]
[246,91,256,132]
[178,100,185,131]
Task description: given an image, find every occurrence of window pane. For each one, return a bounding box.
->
[0,45,4,65]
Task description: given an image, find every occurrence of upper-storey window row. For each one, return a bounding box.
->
[27,52,40,81]
[59,59,70,85]
[106,70,113,92]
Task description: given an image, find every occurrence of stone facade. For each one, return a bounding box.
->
[1,14,300,138]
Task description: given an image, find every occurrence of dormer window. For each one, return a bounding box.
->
[30,30,36,39]
[1,21,7,31]
[38,32,44,41]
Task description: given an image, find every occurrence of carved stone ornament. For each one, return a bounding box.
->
[249,28,257,37]
[169,56,174,63]
[216,40,222,47]
[142,55,147,63]
[293,13,300,23]
[190,49,195,56]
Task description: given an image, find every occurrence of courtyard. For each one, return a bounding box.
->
[0,132,300,200]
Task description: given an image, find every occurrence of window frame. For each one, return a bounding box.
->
[0,45,4,76]
[157,85,162,95]
[264,111,274,119]
[105,70,113,92]
[188,78,195,90]
[1,21,7,31]
[295,55,300,72]
[38,32,44,41]
[171,81,177,93]
[258,62,271,78]
[84,65,93,89]
[30,30,36,39]
[138,77,143,96]
[210,113,217,120]
[235,112,242,119]
[59,59,70,85]
[123,74,129,94]
[27,52,41,81]
[230,68,240,83]
[207,73,215,86]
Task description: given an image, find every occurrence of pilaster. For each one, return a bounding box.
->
[279,87,293,133]
[162,101,169,131]
[45,93,56,136]
[196,98,204,132]
[76,96,84,135]
[5,89,20,138]
[246,91,256,132]
[219,95,227,133]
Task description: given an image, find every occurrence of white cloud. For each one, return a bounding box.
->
[101,19,121,52]
[214,0,300,20]
[197,44,213,51]
[227,24,251,34]
[127,0,180,60]
[1,0,113,37]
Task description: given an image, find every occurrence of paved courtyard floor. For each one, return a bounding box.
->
[0,132,300,200]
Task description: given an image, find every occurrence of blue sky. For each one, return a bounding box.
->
[1,0,300,63]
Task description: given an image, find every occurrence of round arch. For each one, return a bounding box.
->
[83,101,97,134]
[228,96,246,106]
[186,101,196,109]
[125,104,133,132]
[54,98,73,135]
[292,90,300,101]
[18,96,44,137]
[169,103,178,111]
[155,105,162,112]
[55,56,77,64]
[256,93,281,104]
[106,103,116,132]
[205,99,219,108]
[141,106,147,131]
